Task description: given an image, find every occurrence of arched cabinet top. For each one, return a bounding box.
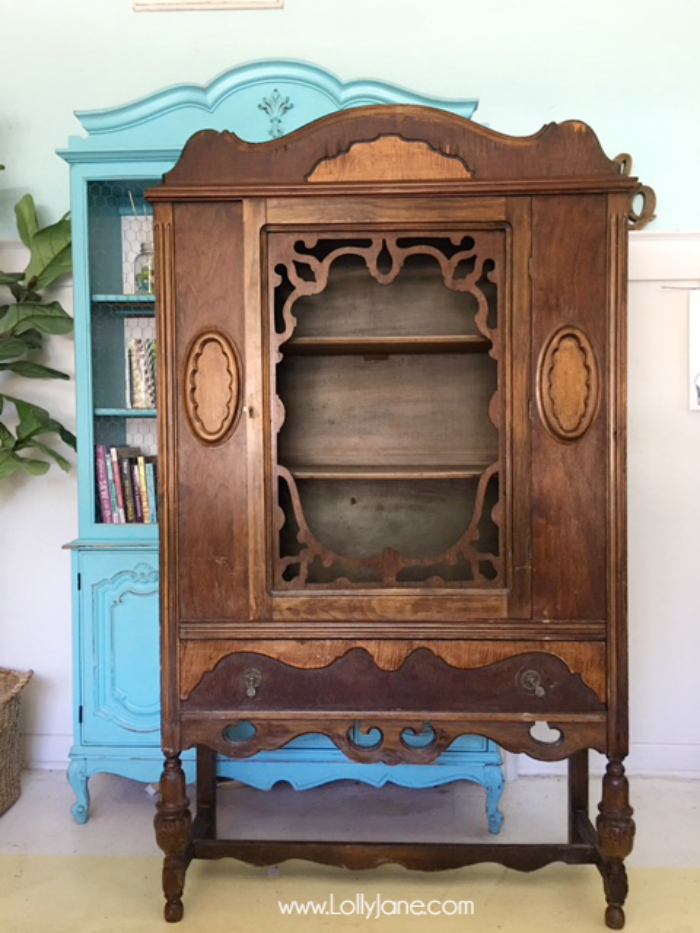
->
[58,59,479,163]
[153,107,639,194]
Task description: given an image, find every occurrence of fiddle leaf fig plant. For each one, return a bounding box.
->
[0,193,76,480]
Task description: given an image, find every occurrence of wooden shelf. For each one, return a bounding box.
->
[282,335,492,356]
[92,295,155,316]
[94,408,157,418]
[286,463,493,481]
[92,294,155,304]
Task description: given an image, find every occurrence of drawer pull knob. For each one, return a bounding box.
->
[242,669,262,699]
[521,670,546,698]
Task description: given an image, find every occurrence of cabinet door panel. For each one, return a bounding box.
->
[266,202,531,620]
[169,202,253,622]
[531,196,608,620]
[79,551,160,745]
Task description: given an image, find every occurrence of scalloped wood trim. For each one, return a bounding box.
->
[180,639,606,701]
[157,111,630,190]
[307,136,473,183]
[181,715,607,763]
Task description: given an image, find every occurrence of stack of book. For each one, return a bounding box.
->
[126,337,157,409]
[95,445,158,524]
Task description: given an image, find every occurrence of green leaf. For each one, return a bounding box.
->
[14,328,43,350]
[0,360,70,379]
[0,336,30,361]
[18,457,51,476]
[5,397,76,450]
[34,244,72,292]
[0,449,50,479]
[25,213,72,290]
[17,437,72,472]
[0,452,23,480]
[57,423,77,450]
[2,194,74,483]
[0,271,24,286]
[14,194,38,249]
[0,301,73,336]
[0,421,13,446]
[4,397,50,434]
[9,397,54,434]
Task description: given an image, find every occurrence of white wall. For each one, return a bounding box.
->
[1,0,700,774]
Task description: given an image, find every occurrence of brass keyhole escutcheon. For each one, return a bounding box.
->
[521,670,546,698]
[242,669,262,699]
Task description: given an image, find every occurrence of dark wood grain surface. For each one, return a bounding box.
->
[151,104,646,927]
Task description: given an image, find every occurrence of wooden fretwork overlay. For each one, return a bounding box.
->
[269,231,504,589]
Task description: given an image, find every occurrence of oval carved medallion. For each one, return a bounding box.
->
[184,331,241,444]
[537,325,599,442]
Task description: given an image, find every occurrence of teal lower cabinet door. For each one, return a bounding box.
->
[68,547,164,824]
[68,548,504,832]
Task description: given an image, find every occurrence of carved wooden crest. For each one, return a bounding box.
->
[184,331,242,444]
[537,325,600,442]
[307,135,473,183]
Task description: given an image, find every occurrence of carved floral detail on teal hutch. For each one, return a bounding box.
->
[259,88,294,138]
[60,60,503,833]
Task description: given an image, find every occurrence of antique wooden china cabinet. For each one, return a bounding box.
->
[149,105,653,927]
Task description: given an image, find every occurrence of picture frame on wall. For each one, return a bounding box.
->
[134,1,283,10]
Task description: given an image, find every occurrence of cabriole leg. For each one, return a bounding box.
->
[484,765,505,835]
[67,758,90,824]
[154,752,191,923]
[596,758,634,930]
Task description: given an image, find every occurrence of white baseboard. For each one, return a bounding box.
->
[514,744,700,779]
[22,733,72,771]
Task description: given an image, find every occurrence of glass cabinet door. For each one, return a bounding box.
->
[269,227,506,596]
[84,179,158,530]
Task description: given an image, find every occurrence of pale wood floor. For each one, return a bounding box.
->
[1,770,699,866]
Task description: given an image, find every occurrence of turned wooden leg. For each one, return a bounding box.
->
[568,749,589,843]
[596,758,635,930]
[154,752,192,923]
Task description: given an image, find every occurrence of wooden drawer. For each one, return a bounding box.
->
[182,647,605,715]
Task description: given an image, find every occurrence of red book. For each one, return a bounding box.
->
[95,445,113,524]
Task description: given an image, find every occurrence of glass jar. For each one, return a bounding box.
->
[134,241,155,295]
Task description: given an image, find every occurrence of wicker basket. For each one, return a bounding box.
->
[0,668,33,816]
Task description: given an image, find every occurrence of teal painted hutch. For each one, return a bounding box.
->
[60,61,504,831]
